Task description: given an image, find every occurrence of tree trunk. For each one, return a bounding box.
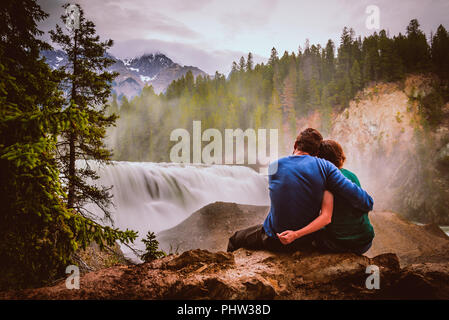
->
[67,30,78,209]
[67,130,76,209]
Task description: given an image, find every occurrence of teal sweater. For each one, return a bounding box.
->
[323,168,375,248]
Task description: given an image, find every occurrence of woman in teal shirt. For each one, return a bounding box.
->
[277,140,374,254]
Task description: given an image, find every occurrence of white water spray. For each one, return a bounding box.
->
[82,161,269,258]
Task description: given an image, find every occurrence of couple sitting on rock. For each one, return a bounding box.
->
[227,128,375,255]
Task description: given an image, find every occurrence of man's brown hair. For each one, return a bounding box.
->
[294,128,323,156]
[318,140,346,168]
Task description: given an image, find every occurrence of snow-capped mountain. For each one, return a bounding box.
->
[123,53,174,78]
[41,49,68,69]
[41,50,208,99]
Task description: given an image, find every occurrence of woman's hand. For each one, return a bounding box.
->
[277,230,299,245]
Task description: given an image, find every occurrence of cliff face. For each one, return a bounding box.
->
[2,202,449,300]
[329,76,449,222]
[330,79,417,213]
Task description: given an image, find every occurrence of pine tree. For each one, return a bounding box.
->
[185,70,195,92]
[231,61,238,73]
[296,70,308,113]
[49,4,136,236]
[404,19,431,73]
[268,47,278,66]
[323,39,336,83]
[338,27,355,75]
[0,0,78,290]
[246,52,254,72]
[377,30,405,81]
[238,56,246,72]
[342,75,352,108]
[141,231,166,262]
[267,88,283,152]
[309,78,321,108]
[350,60,362,94]
[110,93,119,115]
[431,25,449,79]
[362,34,380,83]
[280,67,297,132]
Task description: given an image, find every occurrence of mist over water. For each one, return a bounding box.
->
[83,161,269,258]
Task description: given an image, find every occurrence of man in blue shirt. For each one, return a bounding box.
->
[227,128,374,252]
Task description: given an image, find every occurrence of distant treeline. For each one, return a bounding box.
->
[111,19,449,161]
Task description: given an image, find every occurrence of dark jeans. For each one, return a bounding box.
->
[227,224,315,253]
[227,225,372,255]
[313,230,373,255]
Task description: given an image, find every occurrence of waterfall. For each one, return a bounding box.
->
[81,161,270,258]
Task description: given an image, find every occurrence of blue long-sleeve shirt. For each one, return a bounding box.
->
[263,155,374,238]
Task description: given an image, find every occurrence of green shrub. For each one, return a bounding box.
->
[141,232,166,262]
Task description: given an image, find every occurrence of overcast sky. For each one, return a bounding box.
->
[36,0,449,75]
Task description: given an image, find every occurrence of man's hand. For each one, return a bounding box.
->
[277,230,299,245]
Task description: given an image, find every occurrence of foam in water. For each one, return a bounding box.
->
[81,161,269,259]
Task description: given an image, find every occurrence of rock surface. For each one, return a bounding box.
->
[2,248,448,300]
[157,202,266,254]
[2,202,449,300]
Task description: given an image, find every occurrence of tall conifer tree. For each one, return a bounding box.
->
[0,0,76,290]
[50,4,119,222]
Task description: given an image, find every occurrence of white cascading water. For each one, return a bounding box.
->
[81,161,270,259]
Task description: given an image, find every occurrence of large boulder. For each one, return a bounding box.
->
[157,202,267,254]
[365,211,449,265]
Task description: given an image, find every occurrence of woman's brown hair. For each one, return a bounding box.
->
[318,140,346,168]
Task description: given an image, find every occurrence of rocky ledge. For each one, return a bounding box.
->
[1,202,449,300]
[2,248,449,300]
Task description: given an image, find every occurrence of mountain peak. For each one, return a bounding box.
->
[41,50,208,98]
[127,52,174,67]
